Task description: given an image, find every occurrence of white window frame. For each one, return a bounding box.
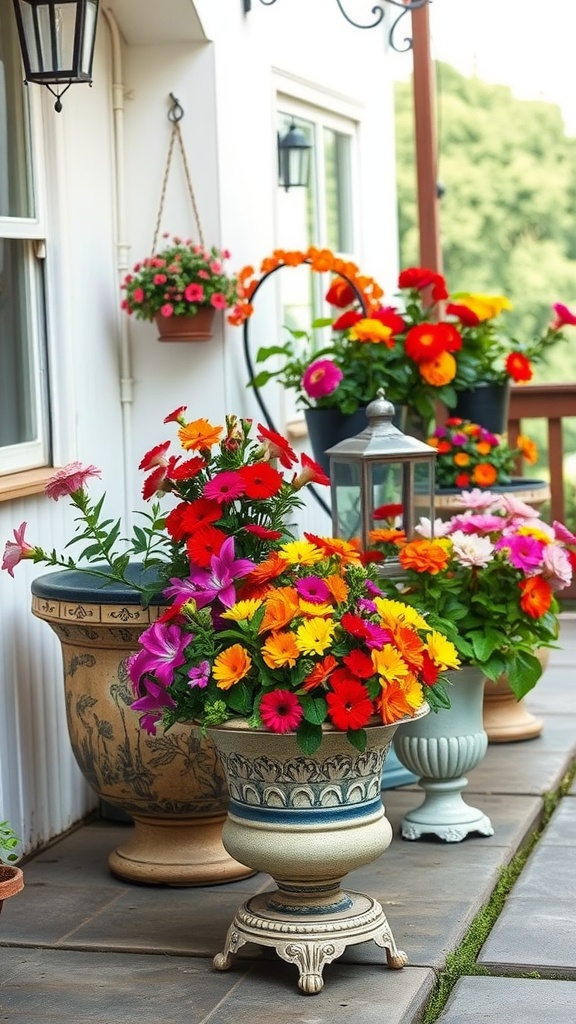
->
[0,77,50,477]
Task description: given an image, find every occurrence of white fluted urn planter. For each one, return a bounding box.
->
[208,708,428,995]
[393,666,494,842]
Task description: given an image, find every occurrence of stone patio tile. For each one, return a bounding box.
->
[464,727,576,795]
[477,898,576,975]
[538,797,576,845]
[0,947,435,1024]
[437,977,576,1022]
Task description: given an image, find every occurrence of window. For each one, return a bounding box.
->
[0,0,49,475]
[275,99,357,424]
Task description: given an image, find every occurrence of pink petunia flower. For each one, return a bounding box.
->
[160,303,174,317]
[499,494,540,520]
[295,576,331,604]
[542,543,573,592]
[184,283,205,303]
[1,522,36,577]
[210,293,228,310]
[453,489,503,512]
[44,462,101,501]
[498,533,545,572]
[302,359,343,399]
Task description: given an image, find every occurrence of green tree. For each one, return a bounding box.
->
[394,62,576,370]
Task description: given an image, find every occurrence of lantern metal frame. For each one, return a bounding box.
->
[326,391,437,568]
[11,0,100,110]
[277,121,312,191]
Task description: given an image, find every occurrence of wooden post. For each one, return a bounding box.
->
[410,3,442,273]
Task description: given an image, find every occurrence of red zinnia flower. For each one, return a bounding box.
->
[292,453,330,489]
[405,322,462,363]
[163,405,187,423]
[259,690,304,733]
[332,309,363,331]
[238,462,284,499]
[445,302,481,326]
[505,351,533,383]
[372,306,407,335]
[138,441,171,471]
[343,649,375,679]
[166,498,222,540]
[169,456,206,481]
[398,267,448,302]
[244,524,283,540]
[186,525,227,567]
[326,678,374,731]
[325,277,356,308]
[455,472,471,488]
[256,423,298,468]
[374,502,404,522]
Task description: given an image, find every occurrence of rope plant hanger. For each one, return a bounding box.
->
[120,93,240,342]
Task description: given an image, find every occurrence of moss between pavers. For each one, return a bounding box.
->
[421,759,576,1024]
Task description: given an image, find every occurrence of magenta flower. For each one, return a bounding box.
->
[184,283,205,303]
[451,432,468,446]
[129,673,177,735]
[260,690,303,733]
[302,359,343,399]
[127,621,191,688]
[203,470,246,504]
[552,302,576,329]
[210,292,227,310]
[165,536,255,610]
[498,533,545,572]
[44,462,101,501]
[188,661,211,688]
[160,303,174,317]
[1,522,36,577]
[447,513,505,535]
[295,576,331,604]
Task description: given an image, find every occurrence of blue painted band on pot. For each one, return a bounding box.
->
[227,795,383,826]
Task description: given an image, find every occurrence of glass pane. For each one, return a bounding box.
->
[332,460,362,542]
[0,0,34,217]
[0,238,40,447]
[323,127,353,254]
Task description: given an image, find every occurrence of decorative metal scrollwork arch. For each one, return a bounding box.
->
[242,0,431,51]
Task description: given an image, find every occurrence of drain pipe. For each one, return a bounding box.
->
[101,6,134,531]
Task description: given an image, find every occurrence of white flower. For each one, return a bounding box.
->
[499,494,540,519]
[415,517,452,539]
[542,543,573,591]
[450,530,495,568]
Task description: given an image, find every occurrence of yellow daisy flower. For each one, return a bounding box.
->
[278,540,325,566]
[371,644,410,682]
[220,599,263,621]
[426,631,461,671]
[294,617,336,656]
[374,597,431,632]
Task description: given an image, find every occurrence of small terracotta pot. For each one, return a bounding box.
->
[154,308,215,341]
[0,866,24,914]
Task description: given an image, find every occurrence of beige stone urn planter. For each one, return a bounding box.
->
[483,650,549,743]
[31,567,252,886]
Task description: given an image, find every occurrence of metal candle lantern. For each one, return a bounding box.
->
[326,391,437,570]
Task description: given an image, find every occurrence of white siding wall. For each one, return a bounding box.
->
[0,0,404,854]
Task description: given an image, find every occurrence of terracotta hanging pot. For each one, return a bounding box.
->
[0,866,24,915]
[154,307,215,342]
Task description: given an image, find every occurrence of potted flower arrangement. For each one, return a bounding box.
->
[428,418,538,491]
[124,458,461,990]
[367,492,575,840]
[1,413,333,886]
[0,821,23,914]
[120,235,241,342]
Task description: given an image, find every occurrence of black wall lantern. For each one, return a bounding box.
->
[278,122,312,192]
[12,0,100,111]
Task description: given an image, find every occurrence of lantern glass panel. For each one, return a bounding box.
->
[80,0,97,74]
[372,462,403,525]
[331,459,362,542]
[414,460,434,527]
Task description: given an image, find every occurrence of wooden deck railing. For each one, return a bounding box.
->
[508,383,576,601]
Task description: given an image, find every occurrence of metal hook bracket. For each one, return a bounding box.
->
[168,93,184,122]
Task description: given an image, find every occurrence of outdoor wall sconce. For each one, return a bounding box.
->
[12,0,99,111]
[243,0,430,51]
[278,122,312,192]
[327,390,437,574]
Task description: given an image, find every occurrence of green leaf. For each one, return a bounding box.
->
[301,694,328,725]
[346,728,367,753]
[296,719,323,756]
[506,650,543,700]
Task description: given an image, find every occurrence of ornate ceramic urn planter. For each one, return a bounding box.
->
[208,709,427,995]
[393,666,493,842]
[31,567,252,886]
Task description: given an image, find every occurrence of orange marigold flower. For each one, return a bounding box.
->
[517,434,538,464]
[419,350,457,387]
[348,318,393,346]
[369,528,407,545]
[454,452,470,467]
[259,586,300,633]
[472,463,498,487]
[476,441,492,455]
[178,418,223,451]
[302,655,339,692]
[518,576,553,618]
[377,682,416,724]
[399,538,451,574]
[213,644,252,689]
[261,630,301,669]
